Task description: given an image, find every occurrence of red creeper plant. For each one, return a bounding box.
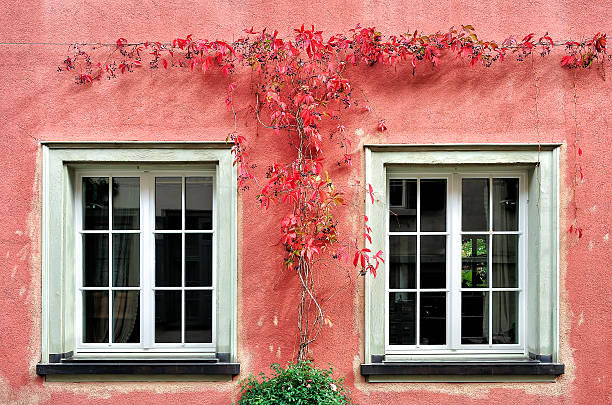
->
[60,25,606,360]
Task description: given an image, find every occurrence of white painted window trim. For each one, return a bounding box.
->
[363,144,561,364]
[40,142,238,363]
[384,170,527,356]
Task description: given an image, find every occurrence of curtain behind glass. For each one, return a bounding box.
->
[492,179,518,344]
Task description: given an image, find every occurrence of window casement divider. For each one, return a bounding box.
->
[415,178,421,349]
[181,175,186,346]
[142,171,154,349]
[449,173,461,350]
[107,176,114,347]
[487,177,493,346]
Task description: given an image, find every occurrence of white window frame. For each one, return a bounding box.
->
[384,171,527,356]
[75,169,217,353]
[364,144,561,364]
[40,143,237,363]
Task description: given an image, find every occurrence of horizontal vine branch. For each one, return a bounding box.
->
[59,24,606,360]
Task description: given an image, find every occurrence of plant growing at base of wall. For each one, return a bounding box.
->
[59,25,606,360]
[238,361,353,404]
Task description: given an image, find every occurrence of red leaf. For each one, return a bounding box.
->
[162,59,168,69]
[368,184,375,204]
[374,250,384,263]
[353,251,359,267]
[569,225,574,234]
[243,26,259,34]
[116,38,128,48]
[222,64,232,77]
[578,228,583,238]
[377,119,387,132]
[578,147,582,156]
[363,233,372,244]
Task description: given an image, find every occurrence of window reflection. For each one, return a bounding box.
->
[112,177,140,230]
[186,177,213,230]
[461,235,488,288]
[389,236,416,289]
[185,291,212,343]
[83,177,109,230]
[420,293,446,345]
[155,291,181,343]
[185,234,213,287]
[493,178,519,231]
[155,177,181,230]
[389,179,417,232]
[462,178,489,231]
[420,180,446,232]
[461,291,489,344]
[83,291,108,343]
[389,292,415,345]
[113,291,140,343]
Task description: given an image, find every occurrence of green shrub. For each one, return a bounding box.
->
[237,361,354,404]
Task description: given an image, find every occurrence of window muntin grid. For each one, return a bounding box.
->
[385,172,526,354]
[75,170,216,352]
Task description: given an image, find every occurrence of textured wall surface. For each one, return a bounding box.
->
[0,1,610,403]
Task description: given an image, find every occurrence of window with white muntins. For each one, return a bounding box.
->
[76,171,216,352]
[386,172,526,354]
[362,144,563,381]
[39,144,238,369]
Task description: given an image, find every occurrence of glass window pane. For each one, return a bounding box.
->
[83,177,109,230]
[462,178,489,231]
[461,291,489,344]
[155,177,182,230]
[155,234,181,287]
[493,291,518,344]
[420,179,446,232]
[83,291,108,343]
[493,178,519,231]
[461,235,488,288]
[389,180,416,232]
[185,291,213,343]
[389,236,416,289]
[420,235,446,289]
[83,234,108,287]
[155,290,181,343]
[186,177,213,230]
[389,292,416,345]
[492,235,518,288]
[420,292,446,345]
[185,234,212,287]
[112,177,140,230]
[112,291,140,343]
[112,234,139,287]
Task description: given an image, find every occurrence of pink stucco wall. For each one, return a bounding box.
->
[0,1,610,403]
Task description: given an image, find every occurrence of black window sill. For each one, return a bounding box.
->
[361,361,564,377]
[36,358,240,376]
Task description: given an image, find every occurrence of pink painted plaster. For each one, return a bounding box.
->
[0,0,610,403]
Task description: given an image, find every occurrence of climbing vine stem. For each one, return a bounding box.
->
[60,25,605,358]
